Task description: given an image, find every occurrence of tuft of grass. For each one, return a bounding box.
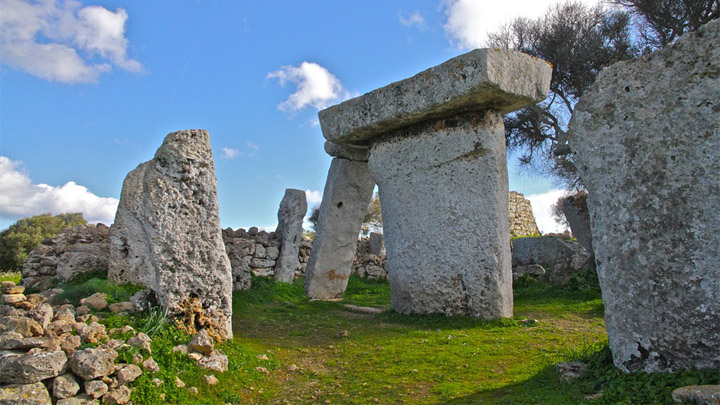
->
[0,271,21,284]
[53,271,144,306]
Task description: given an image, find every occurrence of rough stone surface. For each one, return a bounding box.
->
[57,394,99,405]
[84,380,108,399]
[53,373,81,399]
[508,191,540,237]
[324,141,369,161]
[511,237,591,284]
[319,48,552,145]
[567,19,720,372]
[189,329,214,355]
[273,189,307,283]
[197,350,228,373]
[102,386,130,404]
[21,224,110,291]
[561,193,593,258]
[108,129,233,340]
[672,385,720,404]
[0,382,52,404]
[0,350,67,384]
[82,293,108,311]
[0,316,43,337]
[368,232,385,257]
[368,111,513,318]
[69,348,117,380]
[116,364,142,385]
[304,158,375,299]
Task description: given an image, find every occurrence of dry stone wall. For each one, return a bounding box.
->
[508,191,539,237]
[22,224,110,291]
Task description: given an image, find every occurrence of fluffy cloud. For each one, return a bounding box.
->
[305,189,322,206]
[526,188,569,234]
[221,147,239,159]
[0,0,142,83]
[398,11,425,29]
[0,156,118,224]
[267,62,349,112]
[441,0,600,49]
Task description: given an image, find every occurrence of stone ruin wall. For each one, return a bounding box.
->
[508,191,539,237]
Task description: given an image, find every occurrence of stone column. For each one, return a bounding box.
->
[304,153,375,299]
[568,19,720,372]
[274,189,307,283]
[316,49,551,317]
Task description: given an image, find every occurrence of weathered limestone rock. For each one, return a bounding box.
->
[69,348,117,380]
[567,19,720,372]
[0,350,67,384]
[0,382,52,404]
[511,237,591,284]
[561,193,593,258]
[53,373,81,399]
[189,329,214,355]
[304,158,375,299]
[317,48,551,317]
[672,385,720,404]
[274,189,307,282]
[109,129,233,340]
[368,232,385,257]
[116,364,142,385]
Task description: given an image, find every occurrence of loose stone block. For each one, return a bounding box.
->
[567,19,720,372]
[109,129,233,340]
[273,189,307,282]
[304,158,375,299]
[317,48,550,317]
[368,111,513,317]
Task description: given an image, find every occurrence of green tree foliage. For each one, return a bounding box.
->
[0,213,86,271]
[487,2,637,188]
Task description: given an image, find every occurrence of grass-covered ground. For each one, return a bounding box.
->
[4,270,718,403]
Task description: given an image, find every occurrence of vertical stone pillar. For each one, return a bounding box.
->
[304,156,375,299]
[274,189,307,283]
[368,110,512,317]
[315,49,552,315]
[568,20,720,372]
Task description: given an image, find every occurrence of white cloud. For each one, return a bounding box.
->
[526,188,569,235]
[267,61,349,112]
[221,147,239,159]
[0,0,142,83]
[0,156,118,224]
[305,189,322,206]
[246,142,259,151]
[441,0,600,50]
[398,11,426,29]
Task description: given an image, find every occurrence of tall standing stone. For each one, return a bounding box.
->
[561,193,593,258]
[274,189,307,282]
[568,20,720,372]
[109,129,233,340]
[304,155,375,299]
[317,49,551,317]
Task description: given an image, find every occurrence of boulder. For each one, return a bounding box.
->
[0,316,43,337]
[69,348,117,380]
[53,373,81,399]
[189,329,214,355]
[0,350,67,384]
[102,386,131,404]
[568,19,720,372]
[108,129,233,340]
[273,189,307,283]
[82,293,108,311]
[671,385,720,404]
[116,364,142,385]
[511,237,591,284]
[0,382,52,404]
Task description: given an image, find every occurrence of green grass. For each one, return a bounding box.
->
[0,270,21,284]
[62,273,717,404]
[53,270,145,306]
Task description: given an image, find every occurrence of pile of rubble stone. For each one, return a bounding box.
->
[0,281,227,404]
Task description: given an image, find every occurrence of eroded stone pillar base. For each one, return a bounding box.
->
[304,158,375,299]
[368,111,513,319]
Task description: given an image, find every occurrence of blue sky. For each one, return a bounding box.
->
[0,0,600,233]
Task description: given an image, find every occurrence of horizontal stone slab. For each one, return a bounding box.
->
[319,48,551,146]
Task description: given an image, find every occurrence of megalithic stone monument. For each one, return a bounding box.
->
[314,49,551,317]
[109,129,233,340]
[304,143,375,299]
[274,189,307,283]
[568,19,720,372]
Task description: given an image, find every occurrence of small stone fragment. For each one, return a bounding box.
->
[255,366,269,375]
[54,306,77,323]
[151,378,163,387]
[127,332,152,353]
[189,329,214,355]
[84,380,109,399]
[204,375,219,385]
[188,387,198,394]
[108,302,134,313]
[188,352,203,362]
[79,322,108,344]
[28,303,54,329]
[175,377,186,388]
[142,356,159,372]
[555,361,587,381]
[102,386,131,404]
[53,373,81,399]
[116,364,142,385]
[82,293,108,311]
[256,354,269,360]
[132,353,143,364]
[287,364,299,372]
[60,335,82,353]
[671,385,720,404]
[197,350,228,373]
[171,344,188,355]
[75,306,91,316]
